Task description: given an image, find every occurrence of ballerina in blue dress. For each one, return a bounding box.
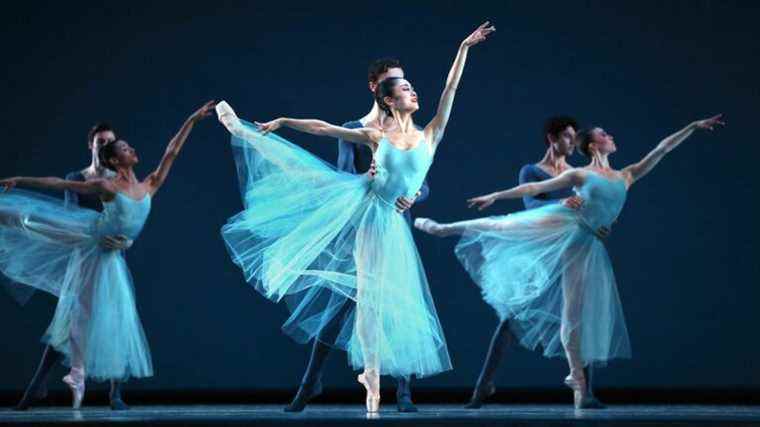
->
[415,114,724,408]
[0,101,215,409]
[216,23,495,413]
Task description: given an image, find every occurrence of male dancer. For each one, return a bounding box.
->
[284,58,428,413]
[15,123,133,411]
[465,116,607,409]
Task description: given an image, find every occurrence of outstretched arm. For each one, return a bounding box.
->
[467,169,584,211]
[257,118,378,147]
[215,101,379,147]
[146,100,216,195]
[424,22,495,148]
[622,114,724,185]
[1,176,110,197]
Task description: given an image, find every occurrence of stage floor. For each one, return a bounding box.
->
[2,404,760,426]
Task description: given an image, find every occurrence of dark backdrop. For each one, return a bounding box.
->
[1,1,758,393]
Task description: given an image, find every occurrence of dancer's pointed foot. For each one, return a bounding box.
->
[283,379,323,412]
[414,218,451,237]
[564,374,603,410]
[62,369,85,409]
[464,381,496,409]
[358,371,380,413]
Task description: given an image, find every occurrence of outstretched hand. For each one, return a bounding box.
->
[694,114,726,131]
[0,178,18,192]
[467,193,496,211]
[462,21,496,48]
[190,100,217,122]
[255,119,284,135]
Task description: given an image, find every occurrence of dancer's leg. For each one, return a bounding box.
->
[396,375,417,412]
[465,320,514,409]
[14,346,62,410]
[415,217,507,237]
[583,364,605,408]
[62,272,95,410]
[109,380,129,410]
[355,230,380,413]
[560,257,603,409]
[284,301,353,412]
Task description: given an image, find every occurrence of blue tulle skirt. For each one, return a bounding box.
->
[0,190,153,382]
[454,204,631,365]
[222,121,451,378]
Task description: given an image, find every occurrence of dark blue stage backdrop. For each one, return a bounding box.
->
[0,1,757,392]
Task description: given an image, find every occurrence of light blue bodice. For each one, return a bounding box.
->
[95,192,152,239]
[576,171,627,230]
[370,137,432,206]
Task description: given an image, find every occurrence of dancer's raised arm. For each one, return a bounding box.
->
[145,100,216,195]
[622,114,724,185]
[425,22,495,148]
[467,169,584,211]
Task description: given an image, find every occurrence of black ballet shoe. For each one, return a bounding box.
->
[283,379,323,412]
[577,395,606,409]
[110,397,130,411]
[464,382,496,409]
[396,393,418,413]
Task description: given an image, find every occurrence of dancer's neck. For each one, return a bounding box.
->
[83,156,108,179]
[113,167,139,186]
[537,146,572,176]
[588,153,611,170]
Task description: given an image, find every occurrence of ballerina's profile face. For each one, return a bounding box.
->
[588,127,617,155]
[106,140,140,169]
[385,79,419,114]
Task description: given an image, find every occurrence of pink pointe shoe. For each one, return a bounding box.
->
[357,371,380,413]
[62,368,85,409]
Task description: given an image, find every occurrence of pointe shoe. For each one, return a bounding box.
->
[357,372,380,413]
[62,371,85,409]
[464,381,496,409]
[564,374,603,410]
[414,218,450,237]
[215,101,242,132]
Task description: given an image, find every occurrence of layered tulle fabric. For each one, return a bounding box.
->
[222,120,451,378]
[455,173,632,366]
[0,190,153,381]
